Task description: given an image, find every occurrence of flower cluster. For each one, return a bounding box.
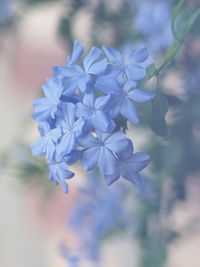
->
[60,174,131,265]
[134,0,174,54]
[31,40,155,192]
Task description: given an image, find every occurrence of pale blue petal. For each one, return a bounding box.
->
[95,77,120,94]
[49,162,74,193]
[81,147,100,170]
[33,98,58,120]
[104,170,120,186]
[76,103,91,119]
[46,139,56,160]
[104,132,128,153]
[31,137,46,156]
[120,98,139,124]
[95,95,110,109]
[61,103,75,128]
[57,132,75,155]
[58,65,84,78]
[123,80,136,94]
[63,77,79,96]
[50,127,62,143]
[92,110,110,132]
[83,47,103,73]
[38,122,51,136]
[83,91,95,107]
[73,118,85,136]
[89,59,107,75]
[123,46,148,65]
[67,40,84,65]
[78,75,94,92]
[128,89,155,103]
[98,147,117,174]
[58,162,74,179]
[102,46,122,65]
[123,152,150,172]
[63,150,81,165]
[122,171,142,187]
[132,46,149,63]
[43,78,63,101]
[116,139,134,159]
[78,133,100,148]
[106,119,116,133]
[125,64,146,81]
[108,95,123,118]
[32,110,51,121]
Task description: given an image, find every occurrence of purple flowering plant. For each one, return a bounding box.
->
[31,40,155,192]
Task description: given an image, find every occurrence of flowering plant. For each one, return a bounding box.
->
[31,41,155,192]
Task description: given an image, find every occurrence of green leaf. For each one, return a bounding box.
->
[172,0,200,40]
[150,93,168,137]
[163,42,181,66]
[172,0,185,25]
[172,0,185,40]
[146,64,157,80]
[177,8,200,38]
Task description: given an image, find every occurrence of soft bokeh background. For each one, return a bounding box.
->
[0,0,200,266]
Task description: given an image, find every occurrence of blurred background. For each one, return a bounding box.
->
[0,0,200,266]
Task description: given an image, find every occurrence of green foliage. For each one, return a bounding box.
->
[149,93,168,137]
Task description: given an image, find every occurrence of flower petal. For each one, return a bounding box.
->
[128,89,155,103]
[104,132,128,153]
[122,171,142,187]
[95,95,110,109]
[89,59,107,75]
[125,64,146,81]
[43,78,63,101]
[123,152,150,172]
[67,40,84,65]
[104,169,120,186]
[46,139,56,160]
[73,118,85,136]
[81,147,100,170]
[83,47,103,73]
[61,103,75,128]
[57,132,76,155]
[95,77,120,95]
[31,137,46,157]
[92,110,110,132]
[102,46,122,65]
[98,147,117,174]
[78,133,100,148]
[83,91,95,107]
[124,46,148,65]
[120,98,139,124]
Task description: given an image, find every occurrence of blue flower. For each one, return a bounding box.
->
[134,0,174,53]
[78,131,129,175]
[32,78,64,121]
[96,78,155,123]
[56,102,85,155]
[55,44,107,93]
[31,122,61,160]
[104,140,150,186]
[76,91,115,133]
[49,161,74,193]
[102,45,148,82]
